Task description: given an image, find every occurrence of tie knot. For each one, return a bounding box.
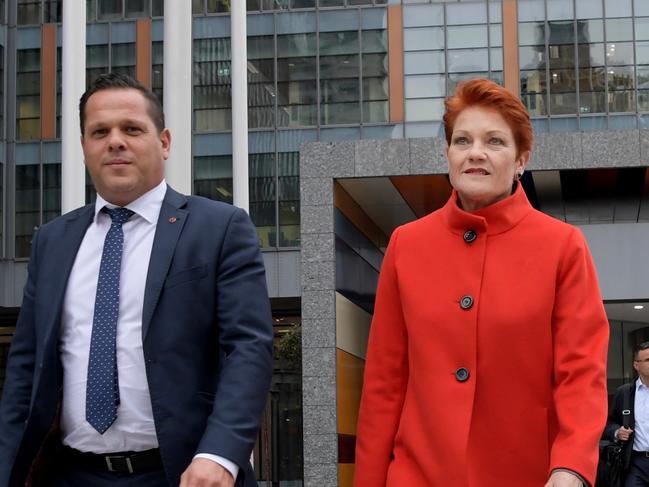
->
[103,206,135,225]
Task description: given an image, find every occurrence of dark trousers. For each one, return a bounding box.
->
[48,465,168,487]
[626,454,649,487]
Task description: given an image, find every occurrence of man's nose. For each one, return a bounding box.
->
[107,129,126,151]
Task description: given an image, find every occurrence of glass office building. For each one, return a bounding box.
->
[1,1,649,485]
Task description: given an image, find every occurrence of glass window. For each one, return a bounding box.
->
[111,43,136,78]
[292,0,315,8]
[194,155,232,203]
[152,0,163,16]
[403,27,444,51]
[609,90,635,112]
[15,162,39,258]
[403,4,443,28]
[576,0,603,19]
[548,44,576,69]
[98,0,122,20]
[319,0,344,6]
[362,31,388,124]
[518,0,545,22]
[547,0,573,21]
[446,2,487,25]
[405,75,445,99]
[278,152,299,247]
[87,0,97,21]
[520,46,545,70]
[577,19,604,44]
[447,25,488,50]
[606,18,634,42]
[519,22,545,46]
[637,0,649,17]
[405,98,444,122]
[520,70,547,116]
[490,24,503,47]
[404,51,445,75]
[248,36,275,129]
[277,33,317,127]
[247,0,260,10]
[152,41,163,104]
[580,92,606,114]
[578,43,605,67]
[193,38,232,132]
[636,18,649,41]
[606,42,634,66]
[638,65,649,89]
[249,153,276,248]
[205,0,231,10]
[44,0,61,23]
[125,0,150,18]
[637,42,649,65]
[548,21,575,45]
[87,45,109,87]
[447,49,489,73]
[605,0,632,18]
[42,163,61,225]
[17,49,40,141]
[320,31,360,125]
[490,48,503,71]
[17,0,40,24]
[607,66,635,90]
[549,92,577,115]
[193,0,204,14]
[362,30,387,54]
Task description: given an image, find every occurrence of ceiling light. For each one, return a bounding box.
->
[635,305,644,310]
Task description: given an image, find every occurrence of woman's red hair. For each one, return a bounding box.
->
[443,79,533,157]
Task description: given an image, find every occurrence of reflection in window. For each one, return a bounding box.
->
[152,41,163,105]
[277,33,317,127]
[521,70,547,117]
[320,31,360,125]
[17,49,40,141]
[250,153,276,247]
[278,152,299,247]
[125,0,150,18]
[44,0,61,22]
[17,0,40,24]
[98,0,122,20]
[86,45,109,87]
[15,162,39,258]
[248,36,275,128]
[111,43,136,79]
[43,163,61,225]
[362,30,388,123]
[193,38,232,131]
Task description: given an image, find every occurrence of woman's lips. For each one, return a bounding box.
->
[464,168,489,175]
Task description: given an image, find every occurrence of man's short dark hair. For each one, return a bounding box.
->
[634,341,649,360]
[79,73,165,135]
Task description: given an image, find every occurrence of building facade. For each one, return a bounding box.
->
[0,0,649,485]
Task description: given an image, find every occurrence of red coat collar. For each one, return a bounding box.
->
[441,183,533,236]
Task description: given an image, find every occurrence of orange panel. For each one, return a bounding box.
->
[502,0,520,97]
[390,175,452,218]
[339,463,355,487]
[336,348,365,436]
[334,181,388,249]
[136,19,152,88]
[388,5,404,123]
[41,24,57,140]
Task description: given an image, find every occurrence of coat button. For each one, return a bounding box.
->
[460,295,474,310]
[455,367,470,382]
[463,230,477,243]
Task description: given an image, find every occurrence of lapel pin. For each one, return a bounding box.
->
[168,217,177,223]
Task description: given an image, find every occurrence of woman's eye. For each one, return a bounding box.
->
[453,137,468,144]
[489,137,503,145]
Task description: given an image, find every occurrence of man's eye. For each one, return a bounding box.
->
[125,126,141,134]
[93,129,107,137]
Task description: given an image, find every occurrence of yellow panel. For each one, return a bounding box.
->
[337,348,365,436]
[339,463,356,487]
[336,292,371,360]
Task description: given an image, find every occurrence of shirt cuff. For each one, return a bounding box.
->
[551,468,589,487]
[194,453,239,481]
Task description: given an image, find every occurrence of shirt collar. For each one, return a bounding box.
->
[94,180,167,224]
[441,182,533,236]
[637,377,648,391]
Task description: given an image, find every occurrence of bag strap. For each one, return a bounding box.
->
[622,382,632,429]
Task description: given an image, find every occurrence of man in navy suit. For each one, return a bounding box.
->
[0,73,273,487]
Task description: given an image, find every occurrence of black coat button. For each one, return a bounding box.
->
[460,295,474,310]
[455,367,470,382]
[463,230,477,243]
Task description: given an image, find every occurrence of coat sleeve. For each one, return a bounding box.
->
[195,208,274,475]
[604,385,628,442]
[0,228,40,485]
[354,228,409,486]
[549,227,609,486]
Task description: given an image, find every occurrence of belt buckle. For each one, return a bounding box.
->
[105,455,134,474]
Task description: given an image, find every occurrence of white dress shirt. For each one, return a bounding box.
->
[59,180,238,479]
[634,377,649,452]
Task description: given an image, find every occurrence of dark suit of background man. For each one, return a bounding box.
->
[605,341,649,487]
[0,73,274,487]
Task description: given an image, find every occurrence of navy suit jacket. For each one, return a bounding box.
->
[0,186,274,486]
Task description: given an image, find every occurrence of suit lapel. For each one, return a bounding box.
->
[142,187,188,339]
[43,205,95,348]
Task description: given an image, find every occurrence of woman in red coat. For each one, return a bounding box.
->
[354,79,609,487]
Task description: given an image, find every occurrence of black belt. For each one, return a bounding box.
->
[633,450,649,458]
[59,445,163,474]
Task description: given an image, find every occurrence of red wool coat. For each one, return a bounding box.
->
[354,185,609,487]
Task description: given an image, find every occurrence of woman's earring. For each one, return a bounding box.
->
[515,169,524,180]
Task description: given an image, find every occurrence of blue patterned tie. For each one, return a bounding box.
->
[86,206,134,434]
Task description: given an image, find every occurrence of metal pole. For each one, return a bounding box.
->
[231,1,249,212]
[163,0,192,194]
[61,0,86,213]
